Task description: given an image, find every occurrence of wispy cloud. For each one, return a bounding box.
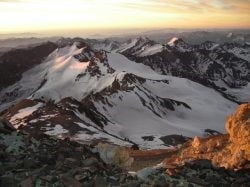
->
[0,0,249,33]
[116,0,250,14]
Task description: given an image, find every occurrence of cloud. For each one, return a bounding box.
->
[117,0,250,14]
[0,0,23,3]
[0,0,249,32]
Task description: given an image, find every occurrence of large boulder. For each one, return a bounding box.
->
[95,143,134,168]
[225,103,250,153]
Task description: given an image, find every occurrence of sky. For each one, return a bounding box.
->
[0,0,249,34]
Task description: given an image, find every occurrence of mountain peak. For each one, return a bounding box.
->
[199,41,219,50]
[57,37,87,48]
[167,37,184,46]
[137,36,150,42]
[127,37,151,45]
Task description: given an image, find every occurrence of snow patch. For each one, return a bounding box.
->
[168,37,179,46]
[43,124,69,136]
[10,103,43,127]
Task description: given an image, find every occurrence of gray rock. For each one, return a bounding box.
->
[94,175,108,187]
[61,175,81,187]
[19,177,34,187]
[82,157,99,167]
[74,174,87,181]
[64,157,79,168]
[153,174,167,187]
[137,167,157,181]
[23,157,36,169]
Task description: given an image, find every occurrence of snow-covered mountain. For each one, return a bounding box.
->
[121,37,250,103]
[0,37,249,149]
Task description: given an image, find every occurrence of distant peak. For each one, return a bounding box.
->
[138,36,149,41]
[227,32,233,38]
[167,37,183,46]
[57,37,87,48]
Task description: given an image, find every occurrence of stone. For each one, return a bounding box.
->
[64,157,79,168]
[40,175,57,183]
[74,174,87,181]
[153,174,167,187]
[61,175,81,187]
[94,175,108,187]
[96,143,133,168]
[23,157,36,169]
[20,177,34,187]
[166,168,176,176]
[136,167,157,181]
[82,157,99,167]
[119,174,127,183]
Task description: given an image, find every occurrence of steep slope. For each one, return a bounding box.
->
[92,39,122,52]
[0,42,57,91]
[118,37,163,57]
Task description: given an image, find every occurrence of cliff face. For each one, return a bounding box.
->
[226,103,250,153]
[163,103,250,170]
[223,103,250,169]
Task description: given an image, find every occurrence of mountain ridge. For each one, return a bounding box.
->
[1,37,247,148]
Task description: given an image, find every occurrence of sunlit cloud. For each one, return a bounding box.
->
[0,0,249,34]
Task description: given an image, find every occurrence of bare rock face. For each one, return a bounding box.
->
[226,103,250,149]
[224,103,250,168]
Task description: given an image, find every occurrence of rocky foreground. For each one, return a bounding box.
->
[0,103,250,187]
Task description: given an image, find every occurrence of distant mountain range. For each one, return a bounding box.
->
[0,34,249,149]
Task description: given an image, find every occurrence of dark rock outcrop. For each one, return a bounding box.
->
[0,42,57,91]
[0,117,15,134]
